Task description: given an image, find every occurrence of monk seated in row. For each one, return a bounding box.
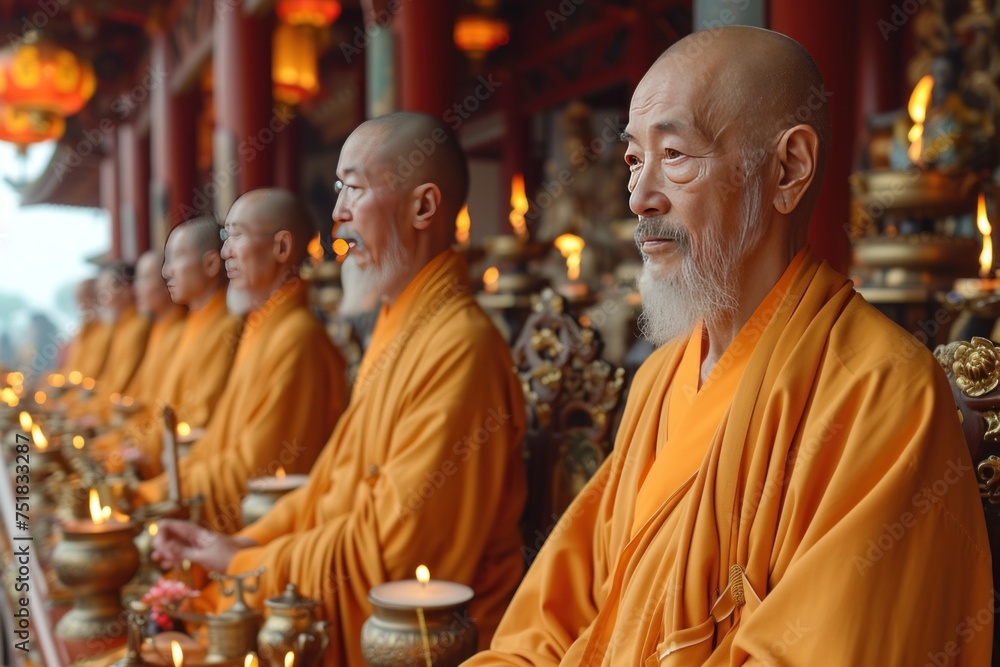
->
[60,277,112,383]
[464,27,992,666]
[93,217,241,479]
[153,112,529,664]
[136,189,349,533]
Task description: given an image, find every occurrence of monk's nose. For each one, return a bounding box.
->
[629,168,671,217]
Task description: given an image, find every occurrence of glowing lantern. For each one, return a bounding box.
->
[272,24,319,106]
[454,14,509,60]
[277,0,341,27]
[0,37,97,116]
[0,104,64,147]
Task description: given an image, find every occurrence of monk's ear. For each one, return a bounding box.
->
[273,229,293,263]
[410,183,441,231]
[771,124,819,216]
[202,250,221,277]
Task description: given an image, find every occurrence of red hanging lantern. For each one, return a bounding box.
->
[0,38,96,117]
[454,13,509,59]
[0,104,65,147]
[276,0,342,27]
[272,24,320,106]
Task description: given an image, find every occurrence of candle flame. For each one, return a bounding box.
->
[19,411,32,430]
[72,435,85,449]
[456,204,471,246]
[554,233,585,281]
[89,488,108,525]
[245,654,259,667]
[31,424,47,450]
[907,75,934,164]
[48,373,65,388]
[979,193,993,278]
[5,372,24,385]
[284,652,295,667]
[276,466,286,479]
[2,388,17,406]
[171,640,184,667]
[483,267,499,294]
[332,238,350,258]
[149,522,158,537]
[177,421,192,437]
[81,377,96,391]
[34,391,46,405]
[509,174,529,241]
[308,233,324,263]
[416,564,430,585]
[68,370,83,385]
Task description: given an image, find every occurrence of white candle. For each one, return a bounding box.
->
[247,475,309,493]
[369,578,474,609]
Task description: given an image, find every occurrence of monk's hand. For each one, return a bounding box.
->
[151,518,203,569]
[180,532,257,574]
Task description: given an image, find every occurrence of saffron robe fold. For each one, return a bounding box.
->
[61,320,113,379]
[69,307,151,416]
[465,247,993,666]
[96,290,241,477]
[141,279,347,532]
[220,250,527,665]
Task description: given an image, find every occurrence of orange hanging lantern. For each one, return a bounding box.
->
[276,0,342,27]
[0,37,96,117]
[454,14,508,59]
[0,104,64,147]
[272,23,320,106]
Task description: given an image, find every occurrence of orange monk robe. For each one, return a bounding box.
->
[218,250,527,665]
[89,306,186,424]
[67,307,150,416]
[61,320,113,380]
[140,279,346,532]
[467,247,993,666]
[123,289,241,476]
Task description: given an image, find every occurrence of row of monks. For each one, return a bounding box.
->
[15,27,1000,666]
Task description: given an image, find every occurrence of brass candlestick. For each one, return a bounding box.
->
[52,518,141,640]
[202,569,265,662]
[257,584,329,667]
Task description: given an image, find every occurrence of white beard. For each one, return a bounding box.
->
[337,233,407,317]
[637,164,765,347]
[226,286,254,316]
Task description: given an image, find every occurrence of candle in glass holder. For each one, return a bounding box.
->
[241,468,309,525]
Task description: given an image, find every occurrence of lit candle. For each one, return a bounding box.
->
[1,387,17,405]
[247,472,308,493]
[171,639,184,667]
[34,391,47,405]
[5,372,24,386]
[284,652,295,667]
[456,204,471,247]
[176,421,192,438]
[509,174,529,241]
[19,411,32,431]
[31,424,48,450]
[68,371,83,386]
[72,435,85,450]
[245,653,259,667]
[369,567,474,609]
[483,266,499,294]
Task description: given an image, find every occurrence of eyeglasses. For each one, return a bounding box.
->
[219,226,279,242]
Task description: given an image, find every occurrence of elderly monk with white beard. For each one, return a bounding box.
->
[465,26,992,667]
[153,112,528,665]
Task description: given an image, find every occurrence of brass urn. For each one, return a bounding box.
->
[257,583,329,666]
[52,518,141,640]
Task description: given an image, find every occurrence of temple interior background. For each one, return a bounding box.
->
[3,0,1000,664]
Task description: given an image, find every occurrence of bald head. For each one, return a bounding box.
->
[229,188,315,266]
[363,112,469,225]
[135,250,172,318]
[652,26,830,213]
[169,215,224,256]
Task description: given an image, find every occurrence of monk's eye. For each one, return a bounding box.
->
[665,149,685,160]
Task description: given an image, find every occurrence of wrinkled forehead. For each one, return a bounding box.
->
[628,53,733,140]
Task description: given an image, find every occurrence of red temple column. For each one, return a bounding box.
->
[100,135,121,261]
[274,114,300,192]
[393,0,458,116]
[117,122,151,258]
[151,32,198,231]
[770,1,857,274]
[854,0,903,165]
[214,1,275,203]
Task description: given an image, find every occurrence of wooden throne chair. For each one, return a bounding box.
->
[512,288,626,563]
